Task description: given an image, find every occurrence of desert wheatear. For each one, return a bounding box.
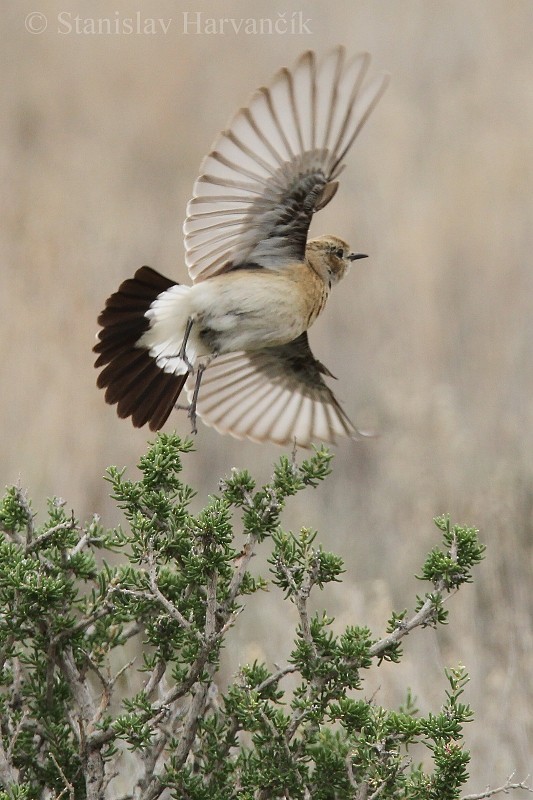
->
[94,47,389,446]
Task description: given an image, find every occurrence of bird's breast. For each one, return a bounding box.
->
[189,265,329,353]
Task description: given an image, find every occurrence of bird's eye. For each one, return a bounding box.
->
[335,247,344,258]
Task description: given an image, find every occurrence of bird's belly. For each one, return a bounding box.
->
[189,272,318,353]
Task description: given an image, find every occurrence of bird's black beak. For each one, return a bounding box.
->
[347,252,368,261]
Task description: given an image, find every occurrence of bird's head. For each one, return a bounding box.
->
[305,235,367,286]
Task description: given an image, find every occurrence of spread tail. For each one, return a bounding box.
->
[94,266,190,430]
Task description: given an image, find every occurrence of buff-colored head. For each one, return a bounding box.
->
[305,235,367,286]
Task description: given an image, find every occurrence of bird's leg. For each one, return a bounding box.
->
[173,318,196,409]
[178,317,194,373]
[188,362,207,434]
[176,353,216,430]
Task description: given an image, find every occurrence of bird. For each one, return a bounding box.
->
[94,47,389,447]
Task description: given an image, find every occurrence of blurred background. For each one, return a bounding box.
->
[1,0,532,790]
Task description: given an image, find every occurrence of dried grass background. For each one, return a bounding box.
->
[1,0,532,790]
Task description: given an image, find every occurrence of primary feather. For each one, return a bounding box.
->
[184,47,389,281]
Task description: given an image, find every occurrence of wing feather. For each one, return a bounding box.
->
[184,47,389,282]
[187,332,361,447]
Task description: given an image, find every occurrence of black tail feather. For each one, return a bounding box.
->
[94,266,187,431]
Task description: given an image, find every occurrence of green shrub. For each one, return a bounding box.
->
[0,435,528,800]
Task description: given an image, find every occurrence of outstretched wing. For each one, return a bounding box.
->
[187,332,364,447]
[184,47,389,282]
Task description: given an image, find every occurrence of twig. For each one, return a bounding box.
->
[225,486,281,609]
[146,548,194,632]
[0,634,16,675]
[368,778,390,799]
[370,533,462,659]
[138,571,227,796]
[58,647,100,736]
[86,654,136,726]
[121,621,143,641]
[25,520,77,554]
[136,728,171,800]
[88,578,238,749]
[172,672,213,771]
[7,653,23,710]
[209,663,296,786]
[170,570,219,771]
[255,665,297,694]
[369,581,456,660]
[463,774,532,799]
[346,752,357,788]
[225,533,261,609]
[205,571,217,639]
[57,647,106,800]
[0,725,19,785]
[14,486,35,543]
[283,557,323,744]
[137,702,188,800]
[101,765,121,797]
[207,713,241,784]
[356,781,369,800]
[259,708,292,761]
[353,757,408,800]
[88,640,212,751]
[68,531,91,559]
[144,659,167,699]
[52,603,114,644]
[49,751,75,800]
